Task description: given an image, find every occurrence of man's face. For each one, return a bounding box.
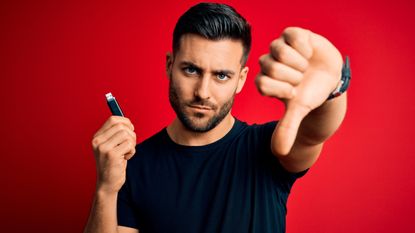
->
[167,34,248,132]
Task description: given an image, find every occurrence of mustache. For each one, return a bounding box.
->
[188,98,217,110]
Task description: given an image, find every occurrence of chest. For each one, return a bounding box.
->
[129,145,285,233]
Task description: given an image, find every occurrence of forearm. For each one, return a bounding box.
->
[297,92,347,145]
[84,190,119,233]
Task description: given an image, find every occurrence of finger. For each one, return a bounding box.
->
[102,130,136,152]
[94,116,134,138]
[93,123,136,149]
[255,73,296,99]
[102,123,136,142]
[259,54,303,85]
[282,27,313,60]
[115,139,136,160]
[272,103,311,156]
[270,38,309,72]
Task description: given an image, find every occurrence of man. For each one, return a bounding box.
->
[84,2,348,233]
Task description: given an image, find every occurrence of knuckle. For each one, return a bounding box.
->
[255,75,267,96]
[108,116,118,125]
[284,26,301,37]
[127,150,136,160]
[124,117,132,124]
[269,39,279,50]
[97,144,108,154]
[255,75,263,87]
[109,115,117,122]
[258,54,267,65]
[125,140,132,148]
[277,46,290,61]
[125,154,132,161]
[114,123,125,132]
[292,37,306,49]
[283,27,303,45]
[270,40,285,59]
[131,138,137,147]
[269,62,281,77]
[130,136,137,145]
[91,137,100,148]
[120,130,129,138]
[284,26,297,34]
[269,38,280,49]
[269,39,281,54]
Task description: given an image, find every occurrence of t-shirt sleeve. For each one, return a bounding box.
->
[117,174,140,229]
[257,121,309,192]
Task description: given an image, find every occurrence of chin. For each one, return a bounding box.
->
[179,114,217,133]
[188,116,213,130]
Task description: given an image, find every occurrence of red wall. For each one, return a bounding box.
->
[1,0,414,232]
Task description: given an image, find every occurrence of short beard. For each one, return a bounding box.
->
[168,78,235,133]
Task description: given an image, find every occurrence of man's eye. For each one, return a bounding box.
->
[184,67,198,75]
[217,73,230,81]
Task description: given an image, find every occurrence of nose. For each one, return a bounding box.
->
[194,75,211,100]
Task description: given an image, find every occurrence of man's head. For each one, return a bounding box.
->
[167,3,251,132]
[172,2,251,66]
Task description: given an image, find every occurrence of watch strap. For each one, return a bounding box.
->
[327,56,351,100]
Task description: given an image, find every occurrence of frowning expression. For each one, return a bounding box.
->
[167,34,248,132]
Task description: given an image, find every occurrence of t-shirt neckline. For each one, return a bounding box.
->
[162,118,245,152]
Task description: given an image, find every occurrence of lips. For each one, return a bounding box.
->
[188,105,212,110]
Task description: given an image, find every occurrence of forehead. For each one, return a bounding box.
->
[175,34,244,69]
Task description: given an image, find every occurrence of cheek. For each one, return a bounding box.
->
[213,81,238,104]
[171,73,194,99]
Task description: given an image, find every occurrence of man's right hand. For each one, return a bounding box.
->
[91,116,137,195]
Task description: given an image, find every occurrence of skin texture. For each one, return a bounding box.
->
[166,34,248,146]
[84,27,347,233]
[84,116,138,233]
[256,27,347,172]
[168,65,235,133]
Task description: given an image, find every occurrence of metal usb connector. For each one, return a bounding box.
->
[105,92,124,116]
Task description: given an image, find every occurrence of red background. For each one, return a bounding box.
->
[1,0,414,232]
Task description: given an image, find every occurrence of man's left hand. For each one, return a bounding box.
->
[256,27,343,156]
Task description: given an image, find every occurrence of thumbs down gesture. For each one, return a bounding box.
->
[256,27,344,156]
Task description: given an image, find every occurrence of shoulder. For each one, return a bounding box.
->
[137,128,166,149]
[237,120,278,143]
[249,121,278,134]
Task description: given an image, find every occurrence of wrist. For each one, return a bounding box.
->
[95,189,118,204]
[96,184,119,199]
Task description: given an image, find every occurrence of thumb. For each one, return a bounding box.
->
[271,103,310,156]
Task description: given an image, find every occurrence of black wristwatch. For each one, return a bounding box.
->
[327,56,351,100]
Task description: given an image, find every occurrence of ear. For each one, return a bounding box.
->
[236,66,249,94]
[166,52,173,79]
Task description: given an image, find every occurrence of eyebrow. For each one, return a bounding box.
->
[179,61,236,76]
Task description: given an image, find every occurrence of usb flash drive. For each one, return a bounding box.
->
[105,92,124,116]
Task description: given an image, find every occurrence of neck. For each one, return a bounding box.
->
[166,114,235,146]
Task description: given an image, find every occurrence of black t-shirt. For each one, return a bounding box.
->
[117,119,307,233]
